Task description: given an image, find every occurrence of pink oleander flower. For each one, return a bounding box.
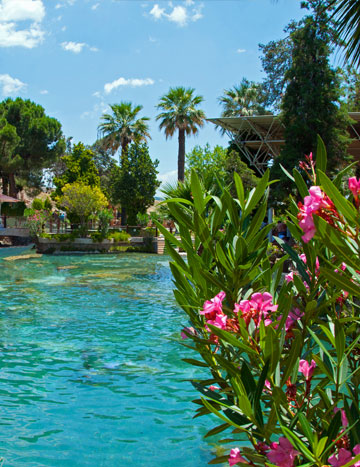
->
[206,312,227,331]
[265,380,271,390]
[181,327,196,339]
[267,437,299,467]
[236,292,277,328]
[285,271,294,283]
[334,408,348,428]
[208,385,220,391]
[299,359,316,380]
[229,448,247,466]
[298,186,334,243]
[328,445,360,467]
[329,448,353,467]
[285,308,304,332]
[200,291,226,319]
[349,177,360,201]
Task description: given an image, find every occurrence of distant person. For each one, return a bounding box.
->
[277,221,287,240]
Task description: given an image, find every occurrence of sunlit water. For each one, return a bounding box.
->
[0,249,217,466]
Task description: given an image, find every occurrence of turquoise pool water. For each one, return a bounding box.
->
[0,250,216,466]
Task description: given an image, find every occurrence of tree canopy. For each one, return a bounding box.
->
[97,102,150,166]
[110,143,160,225]
[270,0,350,207]
[53,142,100,198]
[58,182,108,237]
[156,86,205,182]
[0,98,65,197]
[218,79,268,120]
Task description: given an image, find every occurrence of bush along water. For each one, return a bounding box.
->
[155,139,360,467]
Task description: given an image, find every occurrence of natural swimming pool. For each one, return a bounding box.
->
[0,250,215,466]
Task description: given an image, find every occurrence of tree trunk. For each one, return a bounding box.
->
[178,128,185,182]
[2,175,9,195]
[8,173,17,198]
[120,139,130,226]
[121,206,127,226]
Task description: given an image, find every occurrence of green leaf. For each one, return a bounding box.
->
[322,267,360,296]
[234,172,245,210]
[335,320,345,363]
[244,169,269,217]
[280,163,295,182]
[190,169,205,214]
[293,168,309,199]
[182,358,209,367]
[207,325,259,356]
[316,134,327,174]
[298,412,314,447]
[315,437,328,458]
[204,423,230,439]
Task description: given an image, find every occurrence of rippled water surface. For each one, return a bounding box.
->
[0,249,214,466]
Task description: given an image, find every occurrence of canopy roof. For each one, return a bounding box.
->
[0,194,20,203]
[208,113,360,174]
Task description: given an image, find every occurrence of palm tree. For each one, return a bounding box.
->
[332,0,360,67]
[219,78,268,118]
[156,87,206,182]
[98,102,150,166]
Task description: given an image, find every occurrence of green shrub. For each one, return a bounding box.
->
[90,231,105,243]
[98,209,113,237]
[157,153,360,467]
[32,198,44,210]
[44,197,52,211]
[109,231,130,242]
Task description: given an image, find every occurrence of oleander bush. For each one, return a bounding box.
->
[156,139,360,467]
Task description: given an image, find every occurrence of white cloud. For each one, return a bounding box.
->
[0,0,45,22]
[148,1,203,27]
[237,48,246,53]
[0,0,45,48]
[104,77,155,94]
[168,6,187,26]
[0,74,26,95]
[149,4,165,20]
[61,41,85,53]
[0,21,44,48]
[40,89,48,94]
[61,41,98,53]
[149,36,157,43]
[91,3,100,10]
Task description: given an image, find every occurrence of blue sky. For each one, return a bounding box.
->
[1,0,306,186]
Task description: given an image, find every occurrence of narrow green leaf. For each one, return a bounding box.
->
[244,169,269,217]
[318,170,358,223]
[293,168,309,199]
[234,172,245,209]
[182,358,209,367]
[322,267,360,296]
[316,134,327,174]
[280,163,295,182]
[335,320,345,363]
[204,423,230,439]
[207,325,259,356]
[191,169,205,214]
[298,412,314,447]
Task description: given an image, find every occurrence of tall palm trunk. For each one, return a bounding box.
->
[178,128,185,182]
[120,139,129,226]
